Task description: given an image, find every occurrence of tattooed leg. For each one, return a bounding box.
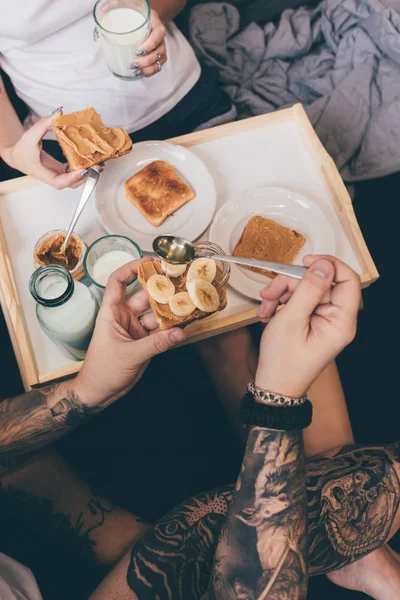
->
[0,448,150,596]
[90,440,400,600]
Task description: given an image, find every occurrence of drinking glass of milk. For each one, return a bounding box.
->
[93,0,151,80]
[84,235,142,299]
[29,265,99,361]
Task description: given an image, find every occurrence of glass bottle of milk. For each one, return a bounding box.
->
[29,265,99,361]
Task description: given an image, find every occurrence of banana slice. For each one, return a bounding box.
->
[161,260,187,278]
[186,278,220,313]
[147,274,175,304]
[187,258,216,283]
[169,292,196,317]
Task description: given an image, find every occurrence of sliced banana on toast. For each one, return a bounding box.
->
[161,260,187,278]
[186,278,220,313]
[147,274,175,304]
[169,292,196,317]
[187,258,216,283]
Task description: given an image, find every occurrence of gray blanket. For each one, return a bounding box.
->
[189,0,400,181]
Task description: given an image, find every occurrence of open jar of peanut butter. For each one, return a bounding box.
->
[33,229,87,281]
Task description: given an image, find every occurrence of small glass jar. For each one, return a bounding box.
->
[29,265,99,361]
[33,229,87,281]
[84,234,143,298]
[194,241,230,287]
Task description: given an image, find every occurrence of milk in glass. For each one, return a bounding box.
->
[92,250,135,286]
[94,0,151,80]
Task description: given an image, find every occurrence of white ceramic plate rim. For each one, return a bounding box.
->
[209,185,336,301]
[95,140,217,252]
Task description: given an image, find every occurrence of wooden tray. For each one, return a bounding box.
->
[0,105,378,390]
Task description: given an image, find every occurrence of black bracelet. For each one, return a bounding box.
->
[239,392,313,431]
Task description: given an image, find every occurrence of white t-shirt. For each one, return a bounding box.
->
[0,1,201,133]
[0,553,43,600]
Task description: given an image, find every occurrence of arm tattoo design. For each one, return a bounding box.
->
[0,386,102,476]
[126,441,400,600]
[127,485,233,599]
[0,483,113,597]
[211,427,308,599]
[307,442,400,575]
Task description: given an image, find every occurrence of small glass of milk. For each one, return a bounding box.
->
[84,234,143,299]
[29,265,99,361]
[93,0,151,80]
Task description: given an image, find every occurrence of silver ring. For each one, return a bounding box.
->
[138,314,150,332]
[154,50,162,61]
[156,60,162,72]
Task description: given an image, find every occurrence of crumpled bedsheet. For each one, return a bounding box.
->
[189,0,400,181]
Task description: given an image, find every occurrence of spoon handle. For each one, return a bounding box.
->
[199,253,308,280]
[63,168,100,249]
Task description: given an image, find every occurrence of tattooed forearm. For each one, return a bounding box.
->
[210,427,308,599]
[0,384,102,476]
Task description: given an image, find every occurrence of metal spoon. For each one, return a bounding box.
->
[61,167,101,252]
[153,235,308,280]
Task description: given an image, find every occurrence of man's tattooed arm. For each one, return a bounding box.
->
[210,427,308,599]
[125,441,400,600]
[0,382,104,476]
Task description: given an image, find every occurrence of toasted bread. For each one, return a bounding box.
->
[137,260,227,330]
[52,107,132,170]
[124,161,195,227]
[233,215,306,278]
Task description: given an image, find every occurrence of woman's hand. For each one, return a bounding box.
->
[255,255,361,397]
[128,10,167,77]
[2,110,88,189]
[74,258,185,407]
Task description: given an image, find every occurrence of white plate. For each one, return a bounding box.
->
[209,186,336,301]
[95,141,217,252]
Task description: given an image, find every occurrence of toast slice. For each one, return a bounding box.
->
[233,215,306,278]
[137,260,227,330]
[124,161,195,227]
[52,107,132,170]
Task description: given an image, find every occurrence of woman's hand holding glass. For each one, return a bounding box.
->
[128,10,167,77]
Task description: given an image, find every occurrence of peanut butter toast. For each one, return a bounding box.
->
[124,161,195,227]
[233,215,306,278]
[137,260,227,330]
[52,107,132,170]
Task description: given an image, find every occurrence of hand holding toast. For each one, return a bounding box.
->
[2,111,90,189]
[255,255,361,397]
[75,258,185,407]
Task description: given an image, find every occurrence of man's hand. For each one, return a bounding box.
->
[74,258,186,407]
[2,109,89,189]
[255,255,361,397]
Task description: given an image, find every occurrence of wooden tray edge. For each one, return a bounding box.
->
[0,220,39,390]
[36,307,259,385]
[292,104,379,285]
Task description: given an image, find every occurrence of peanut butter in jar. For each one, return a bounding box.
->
[33,229,87,280]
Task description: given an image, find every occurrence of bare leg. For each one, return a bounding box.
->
[196,328,258,441]
[304,361,354,456]
[0,449,150,595]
